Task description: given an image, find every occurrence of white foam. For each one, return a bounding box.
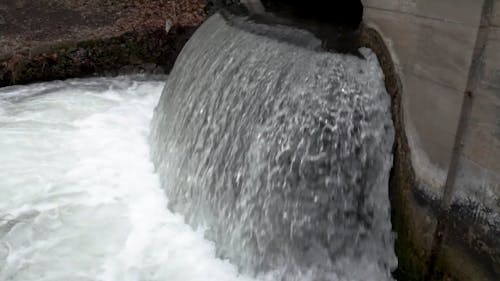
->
[0,76,255,281]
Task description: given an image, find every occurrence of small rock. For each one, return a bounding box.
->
[140,63,157,73]
[151,65,165,75]
[118,65,136,75]
[165,19,172,33]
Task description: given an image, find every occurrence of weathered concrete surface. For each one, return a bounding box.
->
[0,0,205,86]
[362,0,500,280]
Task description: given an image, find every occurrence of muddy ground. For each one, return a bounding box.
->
[0,0,206,86]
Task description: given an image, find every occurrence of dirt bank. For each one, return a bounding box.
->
[0,0,205,87]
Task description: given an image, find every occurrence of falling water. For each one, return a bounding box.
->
[151,14,396,281]
[0,76,257,281]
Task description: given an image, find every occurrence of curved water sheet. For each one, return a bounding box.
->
[151,14,396,281]
[0,76,255,281]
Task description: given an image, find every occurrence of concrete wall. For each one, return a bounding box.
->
[361,1,499,279]
[362,0,499,220]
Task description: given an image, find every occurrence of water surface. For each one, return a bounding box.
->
[0,76,254,281]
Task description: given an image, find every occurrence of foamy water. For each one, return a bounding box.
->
[0,76,255,281]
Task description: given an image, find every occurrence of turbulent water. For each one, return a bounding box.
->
[0,13,396,281]
[0,76,256,281]
[151,14,396,281]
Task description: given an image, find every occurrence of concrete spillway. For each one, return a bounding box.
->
[0,0,497,280]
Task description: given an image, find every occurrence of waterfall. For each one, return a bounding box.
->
[151,14,396,281]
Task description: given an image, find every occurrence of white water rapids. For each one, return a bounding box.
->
[0,76,255,281]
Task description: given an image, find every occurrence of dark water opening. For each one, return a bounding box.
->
[261,0,363,29]
[255,0,363,55]
[210,0,364,55]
